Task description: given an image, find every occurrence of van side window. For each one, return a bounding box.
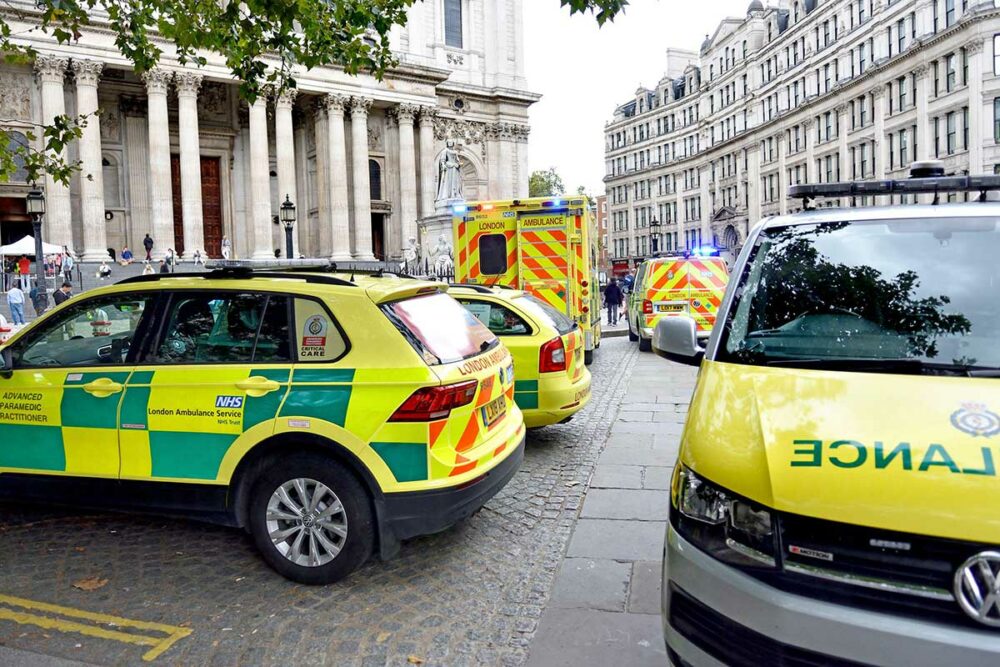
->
[459,300,530,335]
[479,234,508,275]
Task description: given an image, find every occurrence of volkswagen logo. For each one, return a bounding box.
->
[954,551,1000,627]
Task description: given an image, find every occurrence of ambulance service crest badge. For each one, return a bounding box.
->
[951,403,1000,438]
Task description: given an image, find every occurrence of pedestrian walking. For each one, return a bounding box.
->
[52,282,73,306]
[17,255,30,290]
[6,284,25,325]
[143,233,154,261]
[604,278,623,326]
[62,249,74,282]
[29,285,46,317]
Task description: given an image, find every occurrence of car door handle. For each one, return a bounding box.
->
[235,377,281,397]
[82,378,124,398]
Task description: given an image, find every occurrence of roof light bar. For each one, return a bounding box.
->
[789,174,1000,201]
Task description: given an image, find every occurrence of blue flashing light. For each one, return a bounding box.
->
[552,199,563,207]
[453,205,468,214]
[692,245,720,257]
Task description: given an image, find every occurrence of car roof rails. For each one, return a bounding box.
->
[789,161,1000,208]
[119,269,358,288]
[448,283,495,294]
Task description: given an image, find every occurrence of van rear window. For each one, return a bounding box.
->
[383,293,498,365]
[479,234,508,275]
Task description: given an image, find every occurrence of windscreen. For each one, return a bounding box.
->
[514,294,577,335]
[718,218,1000,373]
[383,292,498,365]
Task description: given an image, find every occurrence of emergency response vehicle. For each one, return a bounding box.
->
[626,249,729,351]
[656,163,1000,665]
[0,260,525,585]
[450,284,591,427]
[452,196,602,365]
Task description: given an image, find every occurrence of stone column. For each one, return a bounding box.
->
[248,98,273,259]
[393,104,419,248]
[966,39,985,173]
[777,133,788,215]
[122,97,151,251]
[326,94,352,261]
[699,165,712,240]
[497,123,515,199]
[144,67,174,260]
[514,125,531,198]
[872,87,887,179]
[175,72,204,259]
[804,118,817,183]
[34,55,74,253]
[274,88,299,256]
[73,59,108,261]
[836,103,849,178]
[747,145,762,229]
[312,103,332,257]
[349,96,375,260]
[914,65,930,160]
[418,106,437,218]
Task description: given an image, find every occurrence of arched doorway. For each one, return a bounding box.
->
[722,225,740,250]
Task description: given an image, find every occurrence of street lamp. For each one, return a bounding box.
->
[25,189,47,311]
[280,194,296,260]
[650,217,660,255]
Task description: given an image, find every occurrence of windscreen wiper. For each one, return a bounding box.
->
[764,358,993,376]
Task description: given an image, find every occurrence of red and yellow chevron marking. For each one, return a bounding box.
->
[642,258,728,332]
[454,217,518,286]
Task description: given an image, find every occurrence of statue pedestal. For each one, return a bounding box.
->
[415,212,455,277]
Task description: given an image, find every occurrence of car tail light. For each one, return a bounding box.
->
[539,337,567,373]
[642,299,653,314]
[581,280,589,287]
[389,380,478,421]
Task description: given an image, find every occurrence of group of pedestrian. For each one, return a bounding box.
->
[602,269,635,326]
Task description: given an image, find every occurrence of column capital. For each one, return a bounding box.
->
[802,117,816,129]
[324,93,348,113]
[34,53,69,83]
[142,67,173,95]
[391,103,419,125]
[834,102,850,114]
[418,105,438,123]
[71,59,104,87]
[966,39,985,56]
[275,87,298,109]
[912,63,929,79]
[349,96,373,117]
[174,71,203,98]
[869,85,885,99]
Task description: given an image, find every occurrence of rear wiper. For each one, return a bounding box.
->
[764,358,992,376]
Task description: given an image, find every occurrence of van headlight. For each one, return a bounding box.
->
[671,467,777,568]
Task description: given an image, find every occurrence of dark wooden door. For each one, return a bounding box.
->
[169,155,185,255]
[371,214,384,260]
[201,157,222,257]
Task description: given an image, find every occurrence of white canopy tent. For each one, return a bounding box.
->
[0,235,64,257]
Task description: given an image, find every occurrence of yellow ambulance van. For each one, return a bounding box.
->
[452,197,602,364]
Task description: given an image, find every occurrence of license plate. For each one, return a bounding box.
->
[481,395,506,427]
[657,304,685,313]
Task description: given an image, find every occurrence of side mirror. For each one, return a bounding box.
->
[1,348,12,376]
[653,316,704,366]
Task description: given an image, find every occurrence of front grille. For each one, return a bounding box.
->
[667,583,871,667]
[766,512,990,628]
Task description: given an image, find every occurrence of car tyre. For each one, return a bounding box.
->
[584,349,594,365]
[627,318,639,342]
[638,336,652,352]
[248,452,374,585]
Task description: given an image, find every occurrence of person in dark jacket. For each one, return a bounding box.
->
[52,282,73,306]
[604,278,623,326]
[143,234,155,260]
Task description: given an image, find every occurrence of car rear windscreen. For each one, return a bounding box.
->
[515,294,576,335]
[383,292,498,365]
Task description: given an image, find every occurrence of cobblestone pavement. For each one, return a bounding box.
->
[0,338,638,666]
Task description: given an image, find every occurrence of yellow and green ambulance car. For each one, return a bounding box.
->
[452,197,602,365]
[0,261,525,584]
[450,285,591,428]
[656,167,1000,665]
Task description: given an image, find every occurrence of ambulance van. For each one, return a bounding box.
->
[656,165,1000,665]
[452,197,602,364]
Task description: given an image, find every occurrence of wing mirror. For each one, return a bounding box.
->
[1,348,12,377]
[653,316,704,366]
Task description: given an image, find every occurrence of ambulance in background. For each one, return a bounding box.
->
[452,197,602,365]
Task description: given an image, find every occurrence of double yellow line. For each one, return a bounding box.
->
[0,594,192,661]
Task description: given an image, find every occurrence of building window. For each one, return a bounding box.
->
[963,106,969,149]
[900,128,909,164]
[444,0,463,48]
[995,36,1000,74]
[994,98,1000,142]
[369,159,382,200]
[946,53,957,92]
[934,117,941,157]
[945,0,955,27]
[947,112,957,155]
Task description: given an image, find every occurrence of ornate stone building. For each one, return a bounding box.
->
[605,0,1000,269]
[0,0,537,261]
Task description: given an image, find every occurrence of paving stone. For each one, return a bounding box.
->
[549,558,630,612]
[590,464,644,489]
[598,443,678,467]
[617,411,653,422]
[566,519,666,561]
[610,421,665,435]
[628,562,663,615]
[642,466,674,490]
[527,609,667,667]
[580,489,669,521]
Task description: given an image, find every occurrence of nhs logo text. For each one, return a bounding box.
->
[215,395,245,409]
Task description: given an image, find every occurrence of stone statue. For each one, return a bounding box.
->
[433,234,453,274]
[436,140,463,203]
[403,236,420,267]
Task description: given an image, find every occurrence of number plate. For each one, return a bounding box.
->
[481,395,507,427]
[657,304,685,313]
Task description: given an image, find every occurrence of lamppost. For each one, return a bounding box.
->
[650,216,660,255]
[280,195,296,260]
[25,188,47,311]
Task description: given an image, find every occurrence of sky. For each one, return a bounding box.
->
[523,0,751,196]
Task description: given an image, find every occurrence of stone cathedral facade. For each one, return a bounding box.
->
[0,0,538,262]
